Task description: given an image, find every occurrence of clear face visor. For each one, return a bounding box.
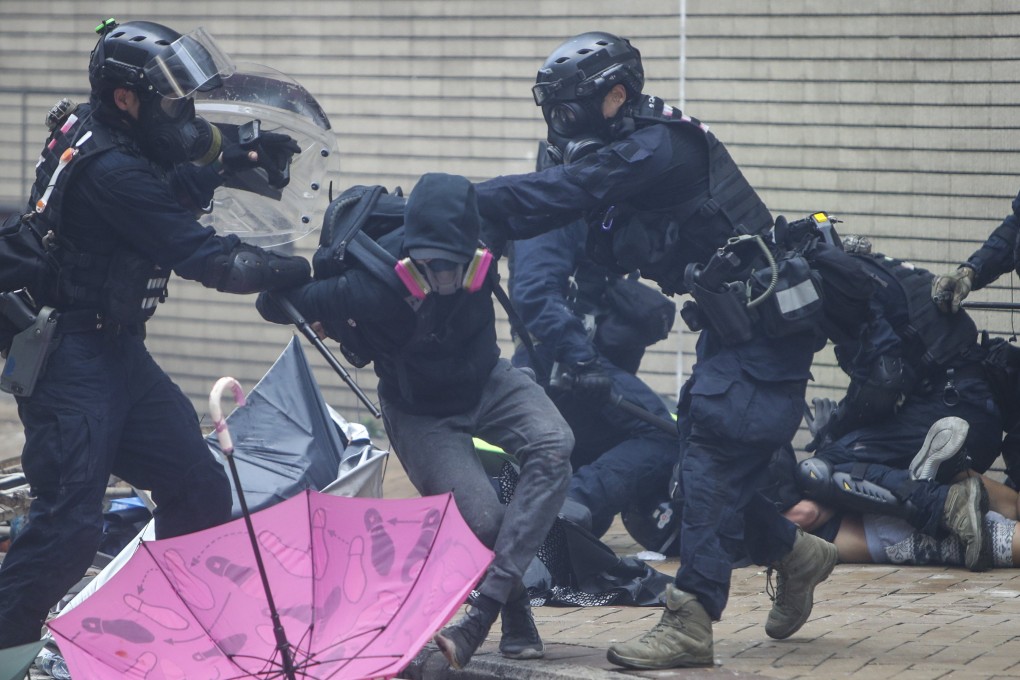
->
[157,95,194,120]
[532,79,564,106]
[144,27,235,99]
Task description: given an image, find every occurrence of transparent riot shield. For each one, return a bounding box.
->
[195,63,338,248]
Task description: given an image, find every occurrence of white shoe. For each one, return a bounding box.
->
[909,417,970,481]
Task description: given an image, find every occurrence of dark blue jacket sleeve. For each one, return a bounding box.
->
[167,163,224,215]
[77,150,235,281]
[257,270,414,349]
[510,221,597,367]
[965,191,1020,289]
[843,296,904,382]
[475,125,677,239]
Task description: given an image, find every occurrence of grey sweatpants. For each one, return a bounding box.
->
[382,359,574,603]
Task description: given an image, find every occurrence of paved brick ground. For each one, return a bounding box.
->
[16,445,1020,679]
[386,461,1020,680]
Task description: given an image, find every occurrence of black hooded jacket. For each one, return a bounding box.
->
[257,174,500,416]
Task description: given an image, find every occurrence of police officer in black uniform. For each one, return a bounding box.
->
[932,190,1020,313]
[508,170,679,540]
[472,32,847,670]
[0,20,309,648]
[797,238,1007,572]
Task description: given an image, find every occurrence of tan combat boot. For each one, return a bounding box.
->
[606,584,713,669]
[765,528,838,640]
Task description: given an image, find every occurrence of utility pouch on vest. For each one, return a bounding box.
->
[750,255,823,338]
[684,275,754,345]
[680,236,762,344]
[102,250,166,326]
[1,304,58,397]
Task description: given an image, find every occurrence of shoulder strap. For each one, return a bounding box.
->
[487,266,539,365]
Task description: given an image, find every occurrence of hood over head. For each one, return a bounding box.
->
[404,173,480,263]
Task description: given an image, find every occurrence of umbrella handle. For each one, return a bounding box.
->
[210,377,246,456]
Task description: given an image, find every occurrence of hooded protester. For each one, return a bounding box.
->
[256,172,574,670]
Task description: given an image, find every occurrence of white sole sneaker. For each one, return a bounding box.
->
[909,416,969,481]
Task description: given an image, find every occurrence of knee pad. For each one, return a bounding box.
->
[795,457,835,498]
[797,458,916,520]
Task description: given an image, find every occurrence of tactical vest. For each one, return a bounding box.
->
[29,104,167,324]
[586,96,774,295]
[857,253,978,369]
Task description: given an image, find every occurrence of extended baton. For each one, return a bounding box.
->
[961,301,1020,311]
[608,391,679,436]
[268,293,382,418]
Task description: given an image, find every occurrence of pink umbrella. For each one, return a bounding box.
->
[48,378,493,679]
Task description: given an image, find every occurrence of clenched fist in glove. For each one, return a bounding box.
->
[554,358,613,403]
[217,121,302,189]
[931,265,974,313]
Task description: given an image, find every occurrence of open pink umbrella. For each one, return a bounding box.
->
[48,377,492,679]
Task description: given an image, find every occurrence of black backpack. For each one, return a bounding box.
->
[0,213,60,302]
[313,184,407,283]
[312,184,536,366]
[0,213,62,350]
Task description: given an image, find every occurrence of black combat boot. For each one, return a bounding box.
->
[434,593,501,669]
[499,584,544,660]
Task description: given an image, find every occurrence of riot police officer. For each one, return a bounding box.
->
[473,32,846,669]
[932,189,1020,312]
[508,205,680,540]
[0,19,309,648]
[799,240,1016,572]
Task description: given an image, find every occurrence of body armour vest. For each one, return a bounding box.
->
[586,96,774,295]
[29,104,167,324]
[856,253,978,370]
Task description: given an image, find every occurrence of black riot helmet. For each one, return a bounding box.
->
[532,32,644,162]
[87,19,235,166]
[88,19,233,102]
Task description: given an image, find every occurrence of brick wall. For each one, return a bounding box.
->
[0,1,1018,445]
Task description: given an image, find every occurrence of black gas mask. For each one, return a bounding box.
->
[136,95,222,167]
[541,96,609,165]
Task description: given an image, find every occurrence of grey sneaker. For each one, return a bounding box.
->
[607,584,713,669]
[942,476,991,572]
[909,417,970,482]
[434,594,500,669]
[765,529,838,640]
[499,585,544,660]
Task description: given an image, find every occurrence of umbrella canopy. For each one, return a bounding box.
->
[206,337,353,516]
[48,490,492,679]
[0,640,43,680]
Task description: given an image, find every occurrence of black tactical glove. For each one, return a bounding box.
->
[219,138,259,174]
[204,243,310,294]
[803,397,840,453]
[249,130,301,189]
[217,121,301,189]
[557,358,613,402]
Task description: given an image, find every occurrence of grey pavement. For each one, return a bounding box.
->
[386,460,1020,680]
[11,434,1020,679]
